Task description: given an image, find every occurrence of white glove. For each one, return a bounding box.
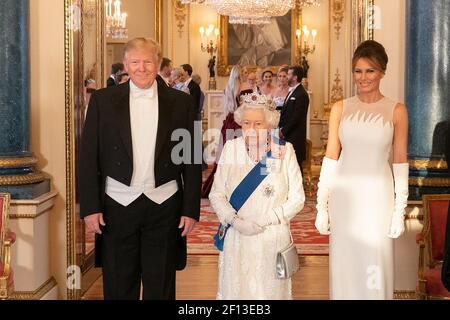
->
[388,163,409,238]
[315,157,338,235]
[232,217,264,236]
[253,210,280,227]
[221,210,237,225]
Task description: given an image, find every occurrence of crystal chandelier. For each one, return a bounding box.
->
[105,0,128,39]
[296,0,321,7]
[210,0,295,25]
[179,0,212,3]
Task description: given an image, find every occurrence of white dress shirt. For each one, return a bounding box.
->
[105,80,178,206]
[285,83,301,102]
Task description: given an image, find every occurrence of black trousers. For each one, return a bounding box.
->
[101,192,181,300]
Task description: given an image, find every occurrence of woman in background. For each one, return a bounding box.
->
[272,67,290,111]
[202,65,247,198]
[260,70,277,98]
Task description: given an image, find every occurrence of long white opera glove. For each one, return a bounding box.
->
[253,210,280,227]
[388,163,409,239]
[315,157,338,235]
[232,217,264,236]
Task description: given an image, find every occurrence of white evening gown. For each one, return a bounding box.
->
[209,137,305,300]
[329,96,397,300]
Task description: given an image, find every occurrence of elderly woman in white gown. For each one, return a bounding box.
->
[209,93,305,300]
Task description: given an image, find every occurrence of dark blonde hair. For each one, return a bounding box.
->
[352,40,388,72]
[124,37,162,62]
[277,67,289,75]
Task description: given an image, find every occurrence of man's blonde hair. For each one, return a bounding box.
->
[123,37,162,61]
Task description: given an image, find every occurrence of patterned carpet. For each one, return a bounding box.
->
[188,165,329,255]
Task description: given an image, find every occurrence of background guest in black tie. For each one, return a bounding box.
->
[79,37,201,300]
[181,63,202,120]
[157,57,172,86]
[106,62,124,87]
[278,65,309,172]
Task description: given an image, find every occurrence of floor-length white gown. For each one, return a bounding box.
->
[329,96,397,300]
[209,137,305,299]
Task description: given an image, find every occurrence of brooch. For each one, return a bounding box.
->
[263,183,275,198]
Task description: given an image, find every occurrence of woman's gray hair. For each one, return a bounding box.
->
[234,102,280,129]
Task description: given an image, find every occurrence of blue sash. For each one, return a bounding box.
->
[213,151,273,251]
[213,133,286,251]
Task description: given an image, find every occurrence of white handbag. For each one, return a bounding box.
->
[276,228,299,279]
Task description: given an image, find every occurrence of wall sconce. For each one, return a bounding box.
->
[296,24,317,57]
[199,24,219,90]
[199,24,219,57]
[296,24,316,89]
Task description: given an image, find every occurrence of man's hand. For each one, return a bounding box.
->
[179,216,197,237]
[84,212,106,234]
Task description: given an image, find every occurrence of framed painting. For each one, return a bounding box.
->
[217,8,301,76]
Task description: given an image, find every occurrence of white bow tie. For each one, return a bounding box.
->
[131,88,153,99]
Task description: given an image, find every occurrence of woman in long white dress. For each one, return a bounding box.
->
[315,40,409,300]
[209,93,305,300]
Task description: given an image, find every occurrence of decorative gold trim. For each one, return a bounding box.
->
[332,0,345,40]
[218,8,300,77]
[155,0,162,45]
[9,211,49,220]
[173,0,187,38]
[409,159,448,170]
[349,0,374,96]
[0,157,38,168]
[97,0,105,87]
[0,172,48,185]
[330,69,344,104]
[0,193,11,271]
[65,0,80,301]
[352,0,374,45]
[409,177,450,187]
[9,277,57,300]
[394,290,417,300]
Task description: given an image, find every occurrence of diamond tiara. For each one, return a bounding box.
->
[240,93,275,111]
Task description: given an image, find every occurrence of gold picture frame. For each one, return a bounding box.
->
[65,0,105,300]
[217,7,301,76]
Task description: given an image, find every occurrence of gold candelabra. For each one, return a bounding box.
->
[199,24,219,57]
[199,24,219,89]
[295,24,317,90]
[296,24,317,58]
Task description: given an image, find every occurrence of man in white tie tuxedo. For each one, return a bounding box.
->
[278,65,309,172]
[79,38,201,300]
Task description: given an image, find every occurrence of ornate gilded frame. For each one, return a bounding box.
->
[350,0,374,95]
[65,0,105,300]
[351,0,374,53]
[217,8,301,76]
[0,193,10,261]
